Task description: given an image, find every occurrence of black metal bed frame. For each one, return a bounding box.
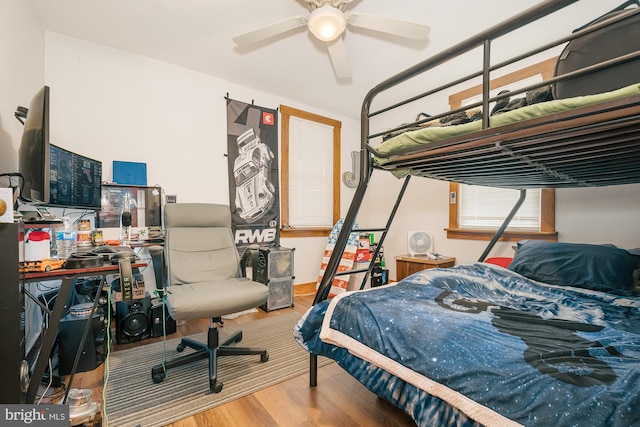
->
[309,0,640,386]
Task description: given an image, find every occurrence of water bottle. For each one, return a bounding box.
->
[56,217,77,260]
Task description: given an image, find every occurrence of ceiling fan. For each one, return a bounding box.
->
[232,0,430,78]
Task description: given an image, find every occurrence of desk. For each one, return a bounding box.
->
[21,262,146,404]
[395,255,456,281]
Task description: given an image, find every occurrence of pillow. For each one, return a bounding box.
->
[484,257,513,268]
[507,240,640,292]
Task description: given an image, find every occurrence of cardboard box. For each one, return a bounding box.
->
[113,286,146,302]
[113,273,146,301]
[355,248,371,262]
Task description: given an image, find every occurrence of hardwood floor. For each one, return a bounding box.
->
[69,293,416,426]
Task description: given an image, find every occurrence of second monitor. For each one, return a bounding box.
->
[98,184,163,240]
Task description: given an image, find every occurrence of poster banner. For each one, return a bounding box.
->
[226,98,280,248]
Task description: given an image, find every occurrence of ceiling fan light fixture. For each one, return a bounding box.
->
[308,4,346,42]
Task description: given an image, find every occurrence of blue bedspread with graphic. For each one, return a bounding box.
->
[295,263,640,427]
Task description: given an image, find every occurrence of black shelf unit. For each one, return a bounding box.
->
[0,223,23,403]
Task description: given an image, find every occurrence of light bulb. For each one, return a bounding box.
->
[308,4,346,42]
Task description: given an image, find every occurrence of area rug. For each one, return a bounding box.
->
[104,312,330,427]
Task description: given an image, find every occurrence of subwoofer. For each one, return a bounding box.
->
[115,294,151,344]
[58,304,107,375]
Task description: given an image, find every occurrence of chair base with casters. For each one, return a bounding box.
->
[148,203,270,394]
[151,316,269,393]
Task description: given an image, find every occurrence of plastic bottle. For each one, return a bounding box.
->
[56,217,77,260]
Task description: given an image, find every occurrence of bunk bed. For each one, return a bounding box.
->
[294,1,640,426]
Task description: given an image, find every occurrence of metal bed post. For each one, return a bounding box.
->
[310,147,371,386]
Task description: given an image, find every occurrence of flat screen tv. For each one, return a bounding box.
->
[18,86,103,209]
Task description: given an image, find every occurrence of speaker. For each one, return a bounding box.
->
[58,304,107,375]
[149,298,177,338]
[115,294,151,344]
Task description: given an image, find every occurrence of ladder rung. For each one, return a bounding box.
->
[352,228,387,233]
[336,267,372,276]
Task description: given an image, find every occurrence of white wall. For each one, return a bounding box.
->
[556,185,640,247]
[0,0,45,179]
[44,32,360,286]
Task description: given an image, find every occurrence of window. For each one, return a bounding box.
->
[280,105,341,237]
[446,58,557,242]
[447,183,556,241]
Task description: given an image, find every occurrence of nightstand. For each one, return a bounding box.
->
[395,255,456,281]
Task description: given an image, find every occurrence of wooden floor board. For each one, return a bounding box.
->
[253,384,311,425]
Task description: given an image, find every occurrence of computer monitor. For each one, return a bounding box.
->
[18,86,50,204]
[49,144,102,209]
[18,86,103,209]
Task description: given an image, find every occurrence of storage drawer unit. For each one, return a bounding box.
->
[252,246,295,311]
[252,246,294,283]
[261,277,294,312]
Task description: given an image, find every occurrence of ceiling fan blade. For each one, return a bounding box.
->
[347,13,430,40]
[233,16,308,46]
[326,37,352,78]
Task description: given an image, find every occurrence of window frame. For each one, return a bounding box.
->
[446,58,558,242]
[279,105,341,238]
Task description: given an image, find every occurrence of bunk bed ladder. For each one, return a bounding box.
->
[309,172,412,386]
[348,175,411,291]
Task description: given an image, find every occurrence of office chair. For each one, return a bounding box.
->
[149,203,269,393]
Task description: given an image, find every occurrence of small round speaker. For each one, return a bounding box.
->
[115,296,151,344]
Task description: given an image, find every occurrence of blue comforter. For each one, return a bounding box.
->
[295,263,640,427]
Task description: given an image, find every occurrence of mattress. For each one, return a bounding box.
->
[295,263,640,426]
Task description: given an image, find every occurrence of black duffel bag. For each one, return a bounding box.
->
[554,1,640,99]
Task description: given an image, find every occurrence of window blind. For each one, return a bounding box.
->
[460,185,541,230]
[288,117,333,227]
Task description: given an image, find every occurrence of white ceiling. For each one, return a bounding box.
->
[30,0,617,119]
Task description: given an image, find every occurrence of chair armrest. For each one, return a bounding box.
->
[148,245,167,294]
[239,244,260,278]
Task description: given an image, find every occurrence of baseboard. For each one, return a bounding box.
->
[293,282,316,296]
[293,280,396,296]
